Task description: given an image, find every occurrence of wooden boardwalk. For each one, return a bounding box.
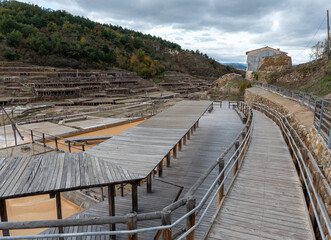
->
[40,103,244,239]
[205,110,315,240]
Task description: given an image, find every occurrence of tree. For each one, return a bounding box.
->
[310,41,325,61]
[136,48,145,62]
[6,30,22,47]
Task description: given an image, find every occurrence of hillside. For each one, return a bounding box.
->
[223,63,247,71]
[261,58,331,97]
[0,1,240,79]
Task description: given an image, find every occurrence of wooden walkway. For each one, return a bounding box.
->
[40,103,244,239]
[206,110,315,240]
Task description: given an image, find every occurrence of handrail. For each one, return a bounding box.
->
[252,81,331,149]
[253,102,331,239]
[0,102,254,240]
[30,129,92,152]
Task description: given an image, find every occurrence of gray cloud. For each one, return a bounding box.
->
[19,0,331,63]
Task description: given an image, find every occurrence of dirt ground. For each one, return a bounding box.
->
[247,87,314,130]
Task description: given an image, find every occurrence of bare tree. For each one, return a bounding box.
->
[310,41,325,61]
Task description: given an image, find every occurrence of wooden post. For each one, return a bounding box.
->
[186,197,196,240]
[173,145,177,159]
[55,192,64,235]
[187,131,191,140]
[82,144,85,152]
[42,133,46,147]
[55,137,58,151]
[190,127,194,135]
[161,209,172,240]
[218,158,225,206]
[183,135,187,145]
[158,162,163,177]
[178,139,182,151]
[127,212,137,240]
[30,130,34,143]
[147,174,152,193]
[108,184,116,239]
[0,199,9,236]
[68,141,71,152]
[166,152,171,167]
[132,182,138,212]
[120,183,124,197]
[233,141,240,175]
[309,172,320,227]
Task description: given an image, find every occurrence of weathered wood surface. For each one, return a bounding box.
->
[0,100,211,200]
[86,100,213,177]
[205,110,315,240]
[39,104,244,239]
[65,135,113,143]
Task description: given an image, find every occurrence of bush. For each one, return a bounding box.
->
[6,30,22,47]
[3,49,20,60]
[239,81,251,93]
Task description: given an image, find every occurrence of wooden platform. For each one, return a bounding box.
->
[40,103,244,239]
[205,110,315,240]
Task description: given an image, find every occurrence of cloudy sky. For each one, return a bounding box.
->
[20,0,330,64]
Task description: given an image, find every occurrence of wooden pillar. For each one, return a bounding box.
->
[178,139,182,151]
[55,192,64,234]
[147,174,152,193]
[0,199,9,236]
[158,162,163,177]
[127,212,138,240]
[161,209,172,240]
[187,131,191,140]
[233,141,240,175]
[183,135,187,145]
[190,127,194,135]
[173,145,177,159]
[132,182,138,212]
[218,158,225,206]
[166,152,171,167]
[108,184,116,239]
[186,197,196,240]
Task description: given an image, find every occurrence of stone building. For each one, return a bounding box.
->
[245,46,288,79]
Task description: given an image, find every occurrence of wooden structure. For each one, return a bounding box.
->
[65,135,113,143]
[0,100,211,237]
[205,110,315,240]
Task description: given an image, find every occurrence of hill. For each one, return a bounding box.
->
[260,58,331,97]
[223,63,246,71]
[0,1,240,79]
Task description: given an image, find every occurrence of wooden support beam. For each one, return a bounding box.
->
[173,145,177,159]
[161,209,172,240]
[127,212,137,240]
[166,152,171,167]
[187,131,191,140]
[55,192,64,235]
[108,184,116,239]
[218,158,225,206]
[147,174,152,193]
[158,162,163,177]
[132,182,138,212]
[0,199,9,236]
[190,127,194,135]
[233,141,240,175]
[183,135,187,145]
[178,139,182,151]
[186,197,196,240]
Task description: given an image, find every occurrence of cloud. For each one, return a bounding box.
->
[18,0,331,63]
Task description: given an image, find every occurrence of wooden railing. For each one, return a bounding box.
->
[30,129,91,152]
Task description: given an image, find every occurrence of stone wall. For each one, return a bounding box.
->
[258,55,292,71]
[245,88,331,183]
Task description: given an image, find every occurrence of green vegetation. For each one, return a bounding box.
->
[0,1,239,78]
